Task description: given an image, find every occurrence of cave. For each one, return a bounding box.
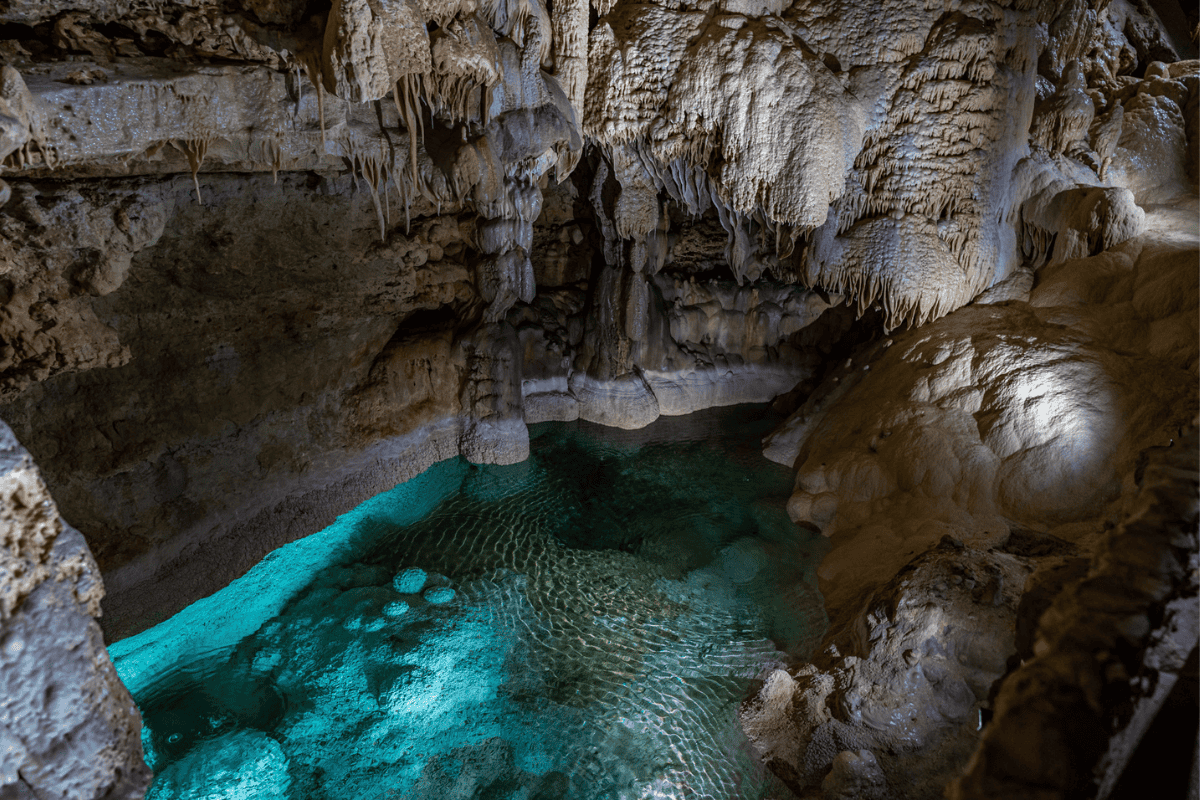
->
[0,0,1196,798]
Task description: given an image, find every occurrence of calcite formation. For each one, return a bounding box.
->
[0,0,1195,796]
[748,66,1198,800]
[950,424,1199,799]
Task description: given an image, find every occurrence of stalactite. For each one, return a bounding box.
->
[394,74,425,194]
[171,138,212,205]
[317,79,327,152]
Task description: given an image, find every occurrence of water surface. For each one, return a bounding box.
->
[111,405,828,799]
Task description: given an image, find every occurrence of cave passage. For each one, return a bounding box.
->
[108,404,830,799]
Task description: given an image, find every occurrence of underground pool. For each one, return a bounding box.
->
[109,405,830,799]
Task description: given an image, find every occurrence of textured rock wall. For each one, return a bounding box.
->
[950,424,1199,800]
[0,172,495,640]
[0,418,150,800]
[742,538,1032,800]
[0,1,1191,629]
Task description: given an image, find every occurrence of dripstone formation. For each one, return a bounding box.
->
[0,0,1195,797]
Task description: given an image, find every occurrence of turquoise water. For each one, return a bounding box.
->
[110,405,828,800]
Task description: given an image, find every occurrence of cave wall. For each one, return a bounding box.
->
[0,0,1195,797]
[0,173,491,639]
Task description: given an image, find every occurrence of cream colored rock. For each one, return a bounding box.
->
[1030,61,1095,156]
[322,0,433,103]
[1105,66,1195,203]
[587,9,864,231]
[950,426,1199,800]
[0,67,35,166]
[427,15,502,122]
[569,371,660,430]
[775,208,1197,614]
[803,6,1041,330]
[803,215,977,333]
[549,0,588,119]
[4,60,386,174]
[458,322,531,464]
[1015,155,1147,266]
[786,0,942,68]
[0,66,37,205]
[657,277,835,361]
[971,267,1033,305]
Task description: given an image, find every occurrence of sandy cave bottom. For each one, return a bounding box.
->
[109,405,830,800]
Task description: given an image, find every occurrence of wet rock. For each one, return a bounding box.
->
[822,749,888,800]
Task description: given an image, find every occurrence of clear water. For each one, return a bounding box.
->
[110,405,828,800]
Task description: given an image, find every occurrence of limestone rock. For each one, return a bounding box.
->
[822,750,888,800]
[773,200,1197,615]
[458,322,530,463]
[0,419,150,800]
[1019,175,1146,266]
[742,540,1030,799]
[793,6,1040,330]
[1107,73,1195,203]
[0,1,1193,795]
[1030,61,1095,156]
[949,425,1200,800]
[322,0,433,104]
[0,183,164,397]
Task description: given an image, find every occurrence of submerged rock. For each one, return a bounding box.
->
[423,586,456,604]
[393,567,429,595]
[147,730,291,800]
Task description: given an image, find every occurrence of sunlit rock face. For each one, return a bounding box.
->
[0,0,1195,796]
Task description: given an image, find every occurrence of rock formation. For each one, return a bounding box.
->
[744,36,1200,799]
[0,419,149,800]
[0,0,1194,796]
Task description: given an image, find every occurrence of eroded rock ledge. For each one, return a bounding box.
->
[741,191,1199,797]
[952,425,1199,800]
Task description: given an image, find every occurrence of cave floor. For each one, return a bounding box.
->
[109,404,829,799]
